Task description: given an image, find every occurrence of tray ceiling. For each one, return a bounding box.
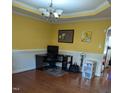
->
[12,0,111,23]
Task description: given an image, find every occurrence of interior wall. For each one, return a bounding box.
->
[12,14,110,75]
[50,20,111,54]
[12,13,53,49]
[13,13,111,54]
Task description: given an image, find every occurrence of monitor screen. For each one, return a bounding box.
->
[47,45,58,55]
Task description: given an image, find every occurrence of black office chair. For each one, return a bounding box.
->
[45,45,59,69]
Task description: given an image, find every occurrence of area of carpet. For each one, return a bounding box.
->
[45,67,66,77]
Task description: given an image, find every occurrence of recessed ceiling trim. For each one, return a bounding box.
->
[13,10,49,23]
[55,17,111,24]
[12,0,110,19]
[61,1,110,18]
[12,0,40,15]
[94,1,110,15]
[13,8,110,24]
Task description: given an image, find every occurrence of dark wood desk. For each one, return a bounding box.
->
[35,54,73,71]
[35,54,46,70]
[62,55,73,71]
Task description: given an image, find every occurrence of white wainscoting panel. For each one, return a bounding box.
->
[12,49,103,76]
[60,50,103,76]
[12,49,46,73]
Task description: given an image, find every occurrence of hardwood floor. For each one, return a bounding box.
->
[12,69,111,93]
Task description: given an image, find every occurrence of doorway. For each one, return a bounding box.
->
[104,27,111,68]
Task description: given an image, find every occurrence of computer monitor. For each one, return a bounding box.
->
[47,45,59,55]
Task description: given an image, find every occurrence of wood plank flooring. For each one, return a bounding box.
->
[12,70,111,93]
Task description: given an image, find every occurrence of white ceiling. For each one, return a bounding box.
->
[15,0,106,14]
[12,0,111,23]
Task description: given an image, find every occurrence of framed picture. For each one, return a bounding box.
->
[58,29,74,43]
[81,31,92,42]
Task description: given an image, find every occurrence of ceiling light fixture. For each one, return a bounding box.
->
[38,0,63,22]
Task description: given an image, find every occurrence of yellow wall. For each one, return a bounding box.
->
[50,20,111,53]
[13,14,53,49]
[13,13,110,53]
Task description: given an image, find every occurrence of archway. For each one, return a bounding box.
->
[103,27,111,68]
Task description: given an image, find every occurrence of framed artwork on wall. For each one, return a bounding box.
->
[81,31,92,42]
[58,29,74,43]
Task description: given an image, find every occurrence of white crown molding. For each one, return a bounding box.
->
[95,0,110,11]
[13,0,38,12]
[63,9,95,17]
[13,0,110,19]
[12,10,52,23]
[13,10,36,19]
[13,9,111,24]
[63,1,110,17]
[55,17,111,24]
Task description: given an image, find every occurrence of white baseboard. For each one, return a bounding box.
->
[12,49,103,76]
[12,68,35,74]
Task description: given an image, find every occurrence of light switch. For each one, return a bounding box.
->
[99,44,102,48]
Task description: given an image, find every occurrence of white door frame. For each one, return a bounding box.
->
[103,27,111,67]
